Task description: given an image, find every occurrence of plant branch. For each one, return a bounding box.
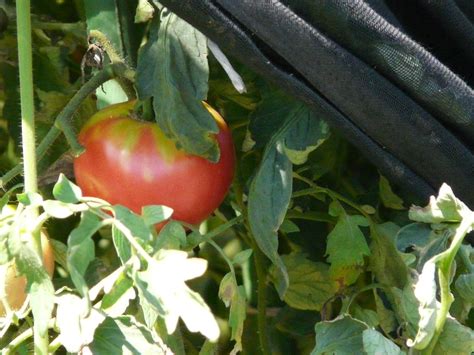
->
[0,63,129,188]
[423,215,474,354]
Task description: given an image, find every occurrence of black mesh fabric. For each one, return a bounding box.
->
[158,0,474,206]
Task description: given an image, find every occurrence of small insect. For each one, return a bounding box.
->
[81,36,105,83]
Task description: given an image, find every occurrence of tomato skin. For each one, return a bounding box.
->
[73,101,235,225]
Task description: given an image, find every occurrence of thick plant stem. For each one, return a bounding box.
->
[16,1,48,353]
[252,245,271,355]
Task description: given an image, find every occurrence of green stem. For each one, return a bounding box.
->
[16,1,48,352]
[253,244,271,355]
[0,63,126,188]
[423,216,474,354]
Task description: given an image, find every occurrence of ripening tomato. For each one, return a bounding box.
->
[73,101,235,226]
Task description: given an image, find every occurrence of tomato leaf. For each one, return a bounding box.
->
[141,205,173,227]
[248,141,292,298]
[68,211,102,297]
[325,203,370,286]
[87,316,171,354]
[112,225,132,264]
[137,10,220,161]
[312,316,368,354]
[369,224,408,289]
[155,220,186,251]
[100,271,136,317]
[362,329,404,355]
[56,293,106,353]
[112,205,153,242]
[283,108,330,165]
[409,183,471,223]
[455,273,474,303]
[270,253,336,311]
[218,273,246,355]
[232,249,253,266]
[52,173,82,203]
[379,175,404,210]
[432,317,474,355]
[133,250,219,341]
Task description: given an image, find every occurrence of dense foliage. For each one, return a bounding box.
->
[0,1,472,354]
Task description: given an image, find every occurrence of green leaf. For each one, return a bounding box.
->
[112,225,132,264]
[326,204,370,286]
[155,220,186,251]
[270,253,336,311]
[432,317,474,355]
[455,273,474,303]
[374,292,397,335]
[12,232,54,339]
[409,183,471,223]
[406,258,438,349]
[68,211,102,297]
[218,273,246,355]
[379,175,404,210]
[274,307,319,337]
[369,224,408,289]
[134,250,219,341]
[248,141,292,298]
[391,284,421,338]
[279,219,300,234]
[311,316,368,355]
[141,205,173,227]
[395,223,432,252]
[53,173,82,203]
[137,10,219,161]
[88,316,171,354]
[283,107,330,165]
[362,329,404,355]
[56,293,106,353]
[16,191,43,206]
[232,249,253,266]
[43,200,82,219]
[351,305,379,328]
[113,205,152,242]
[249,88,301,148]
[100,271,136,317]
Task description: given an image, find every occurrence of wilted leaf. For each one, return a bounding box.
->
[311,316,368,355]
[270,253,336,311]
[362,329,404,355]
[409,183,471,223]
[248,141,292,298]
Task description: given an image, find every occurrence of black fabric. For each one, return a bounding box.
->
[158,0,474,206]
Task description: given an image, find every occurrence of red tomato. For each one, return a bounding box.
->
[73,101,235,226]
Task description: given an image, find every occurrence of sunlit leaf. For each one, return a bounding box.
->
[52,173,82,203]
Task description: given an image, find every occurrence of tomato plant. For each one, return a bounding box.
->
[0,1,472,354]
[74,100,235,226]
